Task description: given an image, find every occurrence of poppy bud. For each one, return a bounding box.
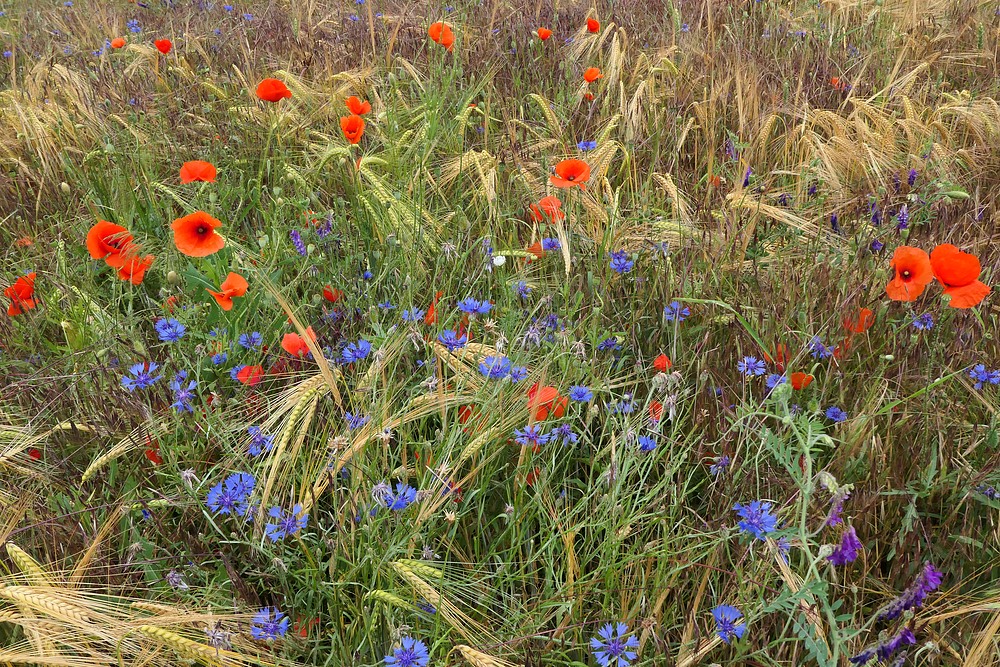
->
[60,181,70,193]
[276,197,284,206]
[272,186,282,196]
[208,192,217,203]
[166,270,180,285]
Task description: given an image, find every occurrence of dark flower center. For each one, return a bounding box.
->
[901,270,911,279]
[196,225,208,235]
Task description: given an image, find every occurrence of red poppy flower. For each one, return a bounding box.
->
[145,442,163,465]
[171,211,225,257]
[323,286,344,303]
[525,466,541,486]
[790,372,813,390]
[584,67,603,83]
[5,272,37,316]
[649,401,663,422]
[843,307,875,334]
[345,96,371,115]
[929,243,991,309]
[885,246,933,302]
[27,448,41,461]
[281,327,317,357]
[207,272,248,311]
[763,343,790,373]
[256,78,292,103]
[653,353,672,372]
[340,114,365,144]
[111,37,126,49]
[587,18,600,32]
[180,160,217,184]
[537,27,553,40]
[154,39,172,54]
[708,174,722,188]
[526,241,545,259]
[87,220,136,268]
[831,77,848,91]
[529,195,564,223]
[425,290,444,325]
[583,92,594,101]
[237,365,264,386]
[550,159,590,190]
[164,295,179,313]
[117,254,155,285]
[428,22,455,51]
[14,237,32,247]
[527,384,567,421]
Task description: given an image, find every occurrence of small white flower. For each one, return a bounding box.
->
[492,254,507,266]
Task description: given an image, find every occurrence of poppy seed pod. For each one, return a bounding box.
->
[166,270,180,285]
[60,182,70,193]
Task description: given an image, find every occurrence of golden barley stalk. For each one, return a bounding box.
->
[0,587,92,626]
[452,645,520,667]
[137,625,227,663]
[6,544,56,586]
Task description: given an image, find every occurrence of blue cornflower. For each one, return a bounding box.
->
[825,406,848,423]
[969,364,1000,390]
[597,337,620,352]
[238,332,262,349]
[243,12,253,20]
[248,426,274,456]
[590,622,639,667]
[765,373,787,390]
[710,455,731,476]
[169,373,197,412]
[513,281,532,298]
[385,637,429,667]
[362,270,374,280]
[457,298,492,316]
[290,229,308,256]
[508,366,529,383]
[348,13,359,21]
[264,504,308,541]
[345,412,370,430]
[608,250,634,274]
[155,318,186,343]
[541,237,561,250]
[342,340,372,364]
[908,168,917,186]
[478,355,511,379]
[680,22,689,32]
[733,500,779,540]
[229,365,246,381]
[223,3,233,9]
[737,356,766,377]
[2,50,11,58]
[212,351,228,365]
[663,301,690,322]
[912,313,933,330]
[385,483,417,511]
[514,425,550,449]
[809,336,833,359]
[568,386,593,402]
[437,329,468,351]
[711,605,746,644]
[742,166,752,187]
[122,362,162,391]
[551,423,578,446]
[402,308,426,322]
[830,212,840,233]
[378,301,395,310]
[251,608,288,641]
[126,18,141,33]
[205,472,255,516]
[827,526,862,566]
[637,435,656,452]
[870,239,885,253]
[577,140,597,151]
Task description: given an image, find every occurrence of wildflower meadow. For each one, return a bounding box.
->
[1,0,999,666]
